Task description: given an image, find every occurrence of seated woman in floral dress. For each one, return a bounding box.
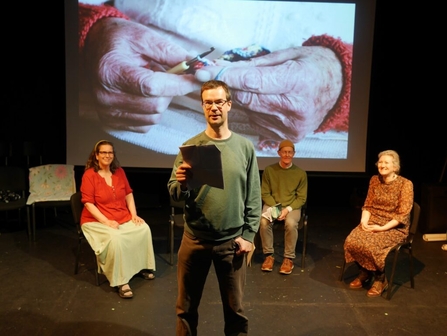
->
[343,149,413,297]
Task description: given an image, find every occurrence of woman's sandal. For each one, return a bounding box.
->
[141,271,155,280]
[118,284,133,299]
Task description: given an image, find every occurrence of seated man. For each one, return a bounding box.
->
[259,140,308,274]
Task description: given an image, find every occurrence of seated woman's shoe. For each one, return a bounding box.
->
[349,269,371,289]
[118,284,133,299]
[140,271,155,280]
[367,278,388,297]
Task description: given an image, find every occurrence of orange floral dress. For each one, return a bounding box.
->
[344,175,414,271]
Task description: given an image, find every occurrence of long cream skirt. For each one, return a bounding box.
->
[81,221,156,287]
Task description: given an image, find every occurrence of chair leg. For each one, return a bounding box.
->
[386,248,401,300]
[75,236,100,286]
[32,204,37,241]
[339,258,347,282]
[301,217,308,269]
[74,238,82,275]
[169,220,174,266]
[409,248,415,289]
[94,257,100,286]
[26,206,32,241]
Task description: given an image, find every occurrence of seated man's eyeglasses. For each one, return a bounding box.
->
[279,150,294,156]
[98,151,114,156]
[202,100,228,108]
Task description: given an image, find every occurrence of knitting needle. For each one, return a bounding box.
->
[167,47,215,74]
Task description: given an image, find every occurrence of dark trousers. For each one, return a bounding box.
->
[176,232,248,336]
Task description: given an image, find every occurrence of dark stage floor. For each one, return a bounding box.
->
[1,204,446,335]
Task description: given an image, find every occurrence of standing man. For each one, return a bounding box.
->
[260,140,308,275]
[167,80,261,336]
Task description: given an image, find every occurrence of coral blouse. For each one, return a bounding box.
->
[80,167,133,225]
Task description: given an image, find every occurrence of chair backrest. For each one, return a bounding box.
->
[26,164,76,205]
[0,166,27,193]
[22,141,44,167]
[170,198,185,213]
[0,141,12,166]
[70,192,83,225]
[0,166,27,209]
[170,198,184,207]
[170,198,185,226]
[408,201,421,237]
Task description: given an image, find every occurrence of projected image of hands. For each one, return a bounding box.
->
[81,16,201,133]
[78,0,355,158]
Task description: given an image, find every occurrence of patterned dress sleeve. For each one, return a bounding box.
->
[394,178,414,225]
[362,175,378,212]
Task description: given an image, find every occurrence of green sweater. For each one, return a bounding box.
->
[261,163,307,210]
[168,132,261,243]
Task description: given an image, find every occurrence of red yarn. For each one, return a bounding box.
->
[78,3,129,52]
[302,34,353,133]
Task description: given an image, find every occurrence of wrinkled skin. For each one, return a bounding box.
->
[196,46,343,145]
[83,17,343,143]
[82,17,201,132]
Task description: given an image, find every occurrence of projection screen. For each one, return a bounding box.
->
[65,0,376,171]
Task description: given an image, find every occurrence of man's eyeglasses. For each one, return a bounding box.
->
[279,150,294,156]
[202,100,228,109]
[98,151,114,156]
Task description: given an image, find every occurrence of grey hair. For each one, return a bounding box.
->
[376,149,400,174]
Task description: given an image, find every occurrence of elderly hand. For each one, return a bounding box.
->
[360,221,371,231]
[361,223,385,233]
[195,45,343,144]
[82,17,201,132]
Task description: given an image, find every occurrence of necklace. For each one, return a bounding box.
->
[385,174,397,183]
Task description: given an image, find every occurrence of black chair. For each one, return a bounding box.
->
[0,141,12,166]
[339,201,421,300]
[255,202,308,269]
[299,206,309,269]
[168,199,185,266]
[22,141,44,168]
[71,192,99,286]
[0,166,31,238]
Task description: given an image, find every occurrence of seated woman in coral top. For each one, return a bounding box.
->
[80,140,156,298]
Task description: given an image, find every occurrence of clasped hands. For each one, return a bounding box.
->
[361,222,385,233]
[276,208,291,221]
[83,17,343,143]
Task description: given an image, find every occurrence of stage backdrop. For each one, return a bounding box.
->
[65,0,376,171]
